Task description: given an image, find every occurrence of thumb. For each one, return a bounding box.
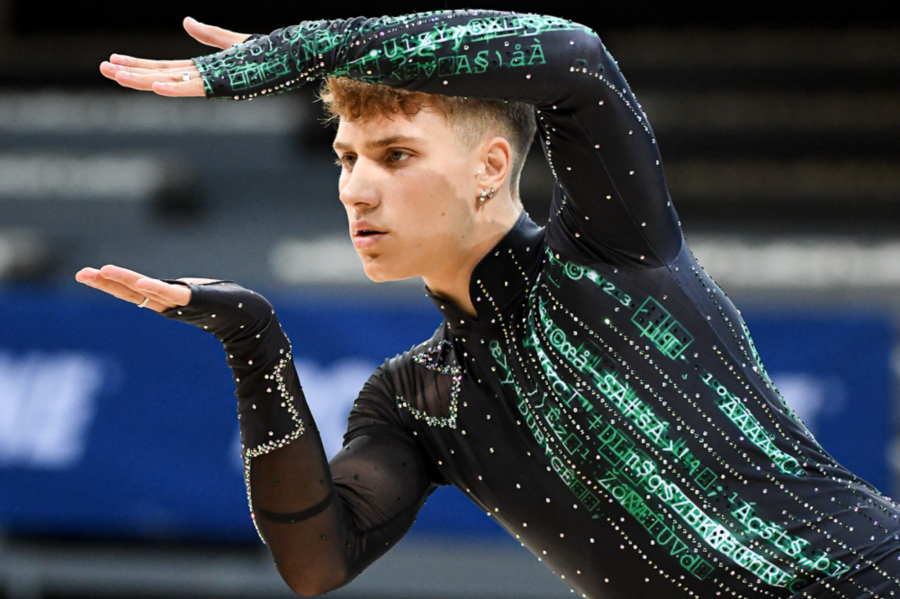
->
[183,16,251,50]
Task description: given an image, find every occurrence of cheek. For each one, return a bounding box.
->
[388,164,473,248]
[407,201,472,255]
[409,185,466,228]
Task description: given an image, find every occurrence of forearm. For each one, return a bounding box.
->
[163,283,350,593]
[163,282,431,595]
[249,415,350,595]
[241,357,349,594]
[192,10,598,105]
[245,368,435,595]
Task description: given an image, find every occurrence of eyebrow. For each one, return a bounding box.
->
[332,135,426,152]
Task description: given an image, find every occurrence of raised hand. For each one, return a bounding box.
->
[75,264,212,313]
[99,16,251,97]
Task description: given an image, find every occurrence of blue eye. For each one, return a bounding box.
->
[389,150,409,162]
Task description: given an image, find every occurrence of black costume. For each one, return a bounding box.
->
[166,10,900,598]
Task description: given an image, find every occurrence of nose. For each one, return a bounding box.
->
[338,159,381,213]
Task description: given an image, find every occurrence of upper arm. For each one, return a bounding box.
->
[329,363,439,574]
[533,28,683,266]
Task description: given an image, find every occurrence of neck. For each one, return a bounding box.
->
[423,197,522,318]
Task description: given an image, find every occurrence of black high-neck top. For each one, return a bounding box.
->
[167,10,900,599]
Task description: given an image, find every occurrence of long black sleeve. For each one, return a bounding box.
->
[194,10,682,267]
[163,282,437,595]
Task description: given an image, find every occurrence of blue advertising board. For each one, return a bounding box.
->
[0,287,896,542]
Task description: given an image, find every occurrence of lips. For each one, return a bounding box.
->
[351,222,387,249]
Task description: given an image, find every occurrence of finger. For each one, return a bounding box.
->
[77,266,134,294]
[112,71,205,96]
[97,264,154,289]
[134,277,191,307]
[102,62,196,85]
[93,271,175,311]
[130,280,179,305]
[151,79,206,97]
[78,267,179,313]
[82,273,150,305]
[111,70,166,92]
[134,297,170,313]
[75,266,102,284]
[110,54,195,70]
[113,69,201,92]
[108,62,200,80]
[184,16,251,50]
[136,294,178,313]
[126,298,175,312]
[103,62,190,77]
[99,61,119,80]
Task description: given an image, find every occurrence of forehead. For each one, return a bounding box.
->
[332,109,454,150]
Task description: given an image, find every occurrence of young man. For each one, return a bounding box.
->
[77,10,900,599]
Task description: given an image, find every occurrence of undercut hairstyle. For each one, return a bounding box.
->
[320,77,537,199]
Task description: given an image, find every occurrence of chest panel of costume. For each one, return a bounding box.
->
[475,247,900,598]
[395,243,900,599]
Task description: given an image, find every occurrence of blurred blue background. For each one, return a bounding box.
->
[1,294,896,544]
[2,1,900,597]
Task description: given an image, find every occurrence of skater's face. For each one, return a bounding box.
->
[333,109,505,284]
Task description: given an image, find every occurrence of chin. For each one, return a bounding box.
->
[360,258,417,283]
[360,259,394,283]
[365,270,393,283]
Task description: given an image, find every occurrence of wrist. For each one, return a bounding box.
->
[162,280,305,457]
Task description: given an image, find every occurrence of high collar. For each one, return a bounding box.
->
[426,212,545,334]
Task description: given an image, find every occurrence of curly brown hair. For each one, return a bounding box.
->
[319,77,537,197]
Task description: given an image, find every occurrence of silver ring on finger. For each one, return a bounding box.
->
[137,297,151,309]
[181,71,191,82]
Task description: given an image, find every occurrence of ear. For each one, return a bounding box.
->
[478,136,512,193]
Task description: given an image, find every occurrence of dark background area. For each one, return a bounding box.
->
[3,3,900,598]
[10,0,900,33]
[6,1,900,87]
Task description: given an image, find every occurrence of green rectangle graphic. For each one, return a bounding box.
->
[631,297,694,359]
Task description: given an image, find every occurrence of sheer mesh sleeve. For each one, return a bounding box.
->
[162,281,436,595]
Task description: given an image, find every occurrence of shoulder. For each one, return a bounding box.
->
[375,324,463,429]
[346,324,456,434]
[387,325,458,403]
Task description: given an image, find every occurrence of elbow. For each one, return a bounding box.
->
[281,563,350,597]
[262,525,353,596]
[579,26,605,55]
[286,580,342,598]
[286,583,330,598]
